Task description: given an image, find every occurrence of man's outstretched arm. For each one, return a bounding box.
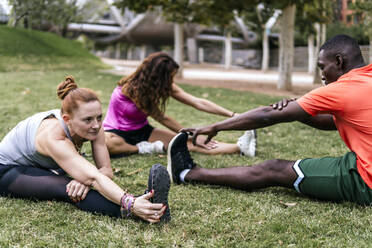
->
[299,114,336,130]
[271,98,336,131]
[183,101,313,144]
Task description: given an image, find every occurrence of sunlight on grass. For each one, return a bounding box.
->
[1,69,368,247]
[0,26,371,247]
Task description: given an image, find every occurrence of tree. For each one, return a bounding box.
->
[117,0,311,90]
[352,1,372,63]
[114,0,259,73]
[185,23,203,64]
[8,0,86,36]
[277,3,296,90]
[296,0,332,84]
[252,4,277,72]
[238,0,306,90]
[256,0,300,90]
[258,0,331,89]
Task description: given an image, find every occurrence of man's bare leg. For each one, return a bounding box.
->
[167,132,297,191]
[185,159,297,190]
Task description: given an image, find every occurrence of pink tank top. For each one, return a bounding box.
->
[103,86,148,131]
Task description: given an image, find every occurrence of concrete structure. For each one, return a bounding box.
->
[68,7,255,46]
[100,57,316,91]
[0,2,9,24]
[67,3,260,69]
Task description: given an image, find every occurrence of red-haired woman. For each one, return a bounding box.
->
[0,76,170,223]
[104,52,256,157]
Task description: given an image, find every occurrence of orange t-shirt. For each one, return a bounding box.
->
[297,63,372,189]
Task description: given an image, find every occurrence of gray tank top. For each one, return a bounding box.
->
[0,109,73,169]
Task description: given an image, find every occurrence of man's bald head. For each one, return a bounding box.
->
[319,34,365,70]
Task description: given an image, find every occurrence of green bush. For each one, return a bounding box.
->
[327,22,369,45]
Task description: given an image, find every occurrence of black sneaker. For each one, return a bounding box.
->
[167,132,196,184]
[147,163,171,223]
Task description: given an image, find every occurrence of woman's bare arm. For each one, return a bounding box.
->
[91,127,114,179]
[171,84,235,117]
[152,113,183,133]
[35,120,165,222]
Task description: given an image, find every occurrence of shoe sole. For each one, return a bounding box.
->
[167,132,186,184]
[149,164,171,222]
[252,129,257,157]
[239,130,257,157]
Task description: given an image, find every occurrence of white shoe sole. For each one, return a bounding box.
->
[237,130,257,157]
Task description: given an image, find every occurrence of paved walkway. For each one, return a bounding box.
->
[101,57,315,86]
[100,57,320,96]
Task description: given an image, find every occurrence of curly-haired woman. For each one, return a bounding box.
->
[104,52,256,156]
[0,76,170,223]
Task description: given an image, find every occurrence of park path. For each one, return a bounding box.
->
[100,57,320,97]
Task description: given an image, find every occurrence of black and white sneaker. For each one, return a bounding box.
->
[167,132,196,184]
[147,163,171,222]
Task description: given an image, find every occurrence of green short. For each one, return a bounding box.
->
[293,152,372,205]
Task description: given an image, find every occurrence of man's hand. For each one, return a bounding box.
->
[271,98,297,110]
[181,126,218,146]
[66,180,90,202]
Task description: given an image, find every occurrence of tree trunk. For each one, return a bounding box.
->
[261,29,269,72]
[308,34,315,74]
[127,46,133,60]
[312,23,322,84]
[27,15,32,30]
[174,23,184,77]
[23,16,29,29]
[321,23,326,44]
[198,47,204,63]
[186,37,198,64]
[61,25,68,37]
[278,4,296,90]
[368,14,372,64]
[115,43,121,59]
[224,30,232,70]
[140,45,146,60]
[369,38,372,64]
[14,12,27,27]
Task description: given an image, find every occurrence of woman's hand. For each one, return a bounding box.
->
[66,180,90,202]
[131,191,166,223]
[194,135,218,150]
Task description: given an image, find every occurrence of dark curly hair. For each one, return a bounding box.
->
[118,52,179,117]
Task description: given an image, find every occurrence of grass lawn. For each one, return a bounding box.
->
[1,27,371,247]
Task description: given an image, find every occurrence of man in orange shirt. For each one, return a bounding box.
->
[167,34,372,205]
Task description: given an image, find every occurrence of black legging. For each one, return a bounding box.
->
[0,166,121,217]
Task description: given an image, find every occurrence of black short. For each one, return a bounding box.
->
[105,124,154,145]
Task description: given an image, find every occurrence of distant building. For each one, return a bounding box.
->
[335,0,362,25]
[0,3,9,24]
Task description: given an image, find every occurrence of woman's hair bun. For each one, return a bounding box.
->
[57,75,78,100]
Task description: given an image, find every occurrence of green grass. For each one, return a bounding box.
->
[1,27,372,247]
